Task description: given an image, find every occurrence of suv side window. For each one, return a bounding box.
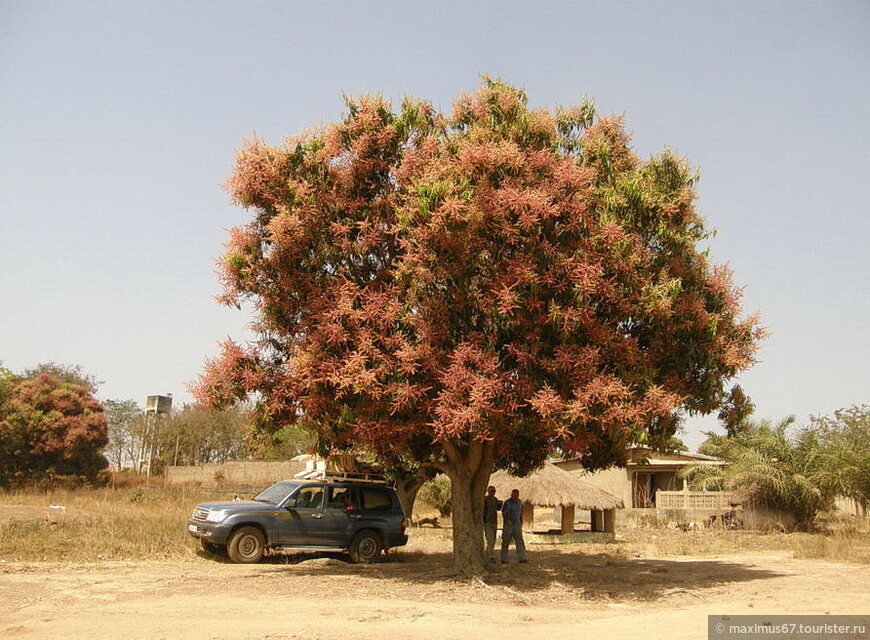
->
[360,487,392,511]
[326,486,359,511]
[293,486,324,509]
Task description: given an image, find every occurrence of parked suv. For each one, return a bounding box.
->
[187,479,408,563]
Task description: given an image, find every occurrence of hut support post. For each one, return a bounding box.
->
[560,504,575,534]
[523,502,535,531]
[592,509,604,532]
[604,508,615,533]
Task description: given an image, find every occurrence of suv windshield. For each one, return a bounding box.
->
[252,481,300,506]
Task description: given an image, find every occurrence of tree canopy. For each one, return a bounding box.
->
[152,404,253,470]
[194,79,763,573]
[810,404,870,513]
[0,368,108,486]
[23,361,102,395]
[104,398,144,470]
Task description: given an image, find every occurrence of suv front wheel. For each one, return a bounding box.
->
[227,526,266,563]
[200,539,224,556]
[349,530,382,563]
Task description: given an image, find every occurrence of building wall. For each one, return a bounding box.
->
[740,505,796,529]
[557,448,719,509]
[835,497,866,517]
[165,460,305,488]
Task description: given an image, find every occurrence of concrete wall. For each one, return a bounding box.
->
[835,497,866,517]
[165,460,306,488]
[740,505,796,530]
[616,505,798,530]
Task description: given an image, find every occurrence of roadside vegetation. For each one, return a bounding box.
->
[1,485,867,565]
[0,483,200,561]
[682,406,870,530]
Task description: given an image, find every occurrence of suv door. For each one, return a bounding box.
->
[319,486,362,546]
[278,484,331,546]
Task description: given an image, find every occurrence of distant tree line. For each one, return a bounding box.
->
[104,401,313,475]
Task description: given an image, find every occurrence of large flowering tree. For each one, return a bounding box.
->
[194,79,763,574]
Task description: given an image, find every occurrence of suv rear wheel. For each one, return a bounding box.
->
[349,530,382,563]
[227,526,265,563]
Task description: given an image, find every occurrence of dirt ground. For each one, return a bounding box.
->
[2,527,869,640]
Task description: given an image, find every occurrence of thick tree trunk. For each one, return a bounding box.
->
[441,440,495,576]
[393,475,425,520]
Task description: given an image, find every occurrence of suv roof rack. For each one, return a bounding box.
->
[294,469,387,484]
[293,454,386,484]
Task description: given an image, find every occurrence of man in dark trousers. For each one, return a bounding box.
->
[483,485,502,561]
[500,488,527,563]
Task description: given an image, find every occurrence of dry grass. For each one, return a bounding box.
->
[1,486,868,565]
[0,485,226,562]
[617,526,870,564]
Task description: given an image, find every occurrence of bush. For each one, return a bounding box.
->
[418,477,452,517]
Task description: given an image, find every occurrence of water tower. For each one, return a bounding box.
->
[138,394,173,476]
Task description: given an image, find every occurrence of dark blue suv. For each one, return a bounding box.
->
[187,480,408,563]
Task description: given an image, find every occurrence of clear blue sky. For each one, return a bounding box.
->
[2,1,868,451]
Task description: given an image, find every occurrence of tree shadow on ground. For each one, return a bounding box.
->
[250,547,786,602]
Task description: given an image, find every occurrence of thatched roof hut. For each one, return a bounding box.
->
[489,462,623,535]
[490,463,623,510]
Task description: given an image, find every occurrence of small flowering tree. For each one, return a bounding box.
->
[194,79,763,574]
[0,372,108,485]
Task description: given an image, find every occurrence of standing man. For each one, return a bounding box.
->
[483,485,502,562]
[500,488,527,564]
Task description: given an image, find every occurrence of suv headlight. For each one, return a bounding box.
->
[205,509,229,523]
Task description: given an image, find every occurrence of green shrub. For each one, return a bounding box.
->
[418,477,452,517]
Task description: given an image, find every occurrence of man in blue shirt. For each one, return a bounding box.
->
[500,488,527,563]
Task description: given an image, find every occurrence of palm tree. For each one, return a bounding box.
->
[685,417,835,530]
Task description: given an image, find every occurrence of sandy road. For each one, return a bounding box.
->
[2,552,868,640]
